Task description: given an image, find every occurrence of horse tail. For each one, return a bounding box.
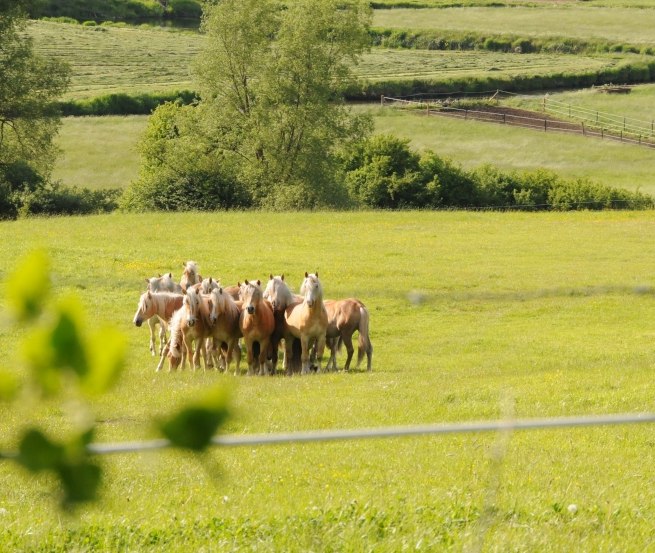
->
[357,305,373,371]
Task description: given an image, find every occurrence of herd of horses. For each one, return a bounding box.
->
[132,261,373,375]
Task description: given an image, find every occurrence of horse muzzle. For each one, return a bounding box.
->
[134,318,143,327]
[187,318,196,327]
[306,299,315,308]
[247,305,255,315]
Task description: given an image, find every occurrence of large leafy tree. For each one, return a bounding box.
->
[0,0,70,216]
[126,0,372,210]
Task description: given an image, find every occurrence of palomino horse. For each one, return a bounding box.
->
[159,287,208,371]
[283,272,328,375]
[324,299,373,371]
[143,273,183,353]
[180,260,202,292]
[146,273,183,294]
[205,287,242,375]
[239,280,275,376]
[133,290,184,356]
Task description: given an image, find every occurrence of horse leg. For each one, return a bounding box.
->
[147,318,157,356]
[300,335,311,375]
[246,339,255,375]
[314,334,326,373]
[157,340,170,372]
[342,332,355,372]
[158,321,167,356]
[325,337,337,371]
[258,339,270,376]
[232,340,242,376]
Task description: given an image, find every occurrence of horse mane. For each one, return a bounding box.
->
[265,275,297,309]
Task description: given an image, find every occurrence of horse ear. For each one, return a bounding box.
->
[245,279,249,285]
[305,271,309,278]
[219,287,223,294]
[209,277,213,284]
[281,274,284,281]
[315,271,319,278]
[257,279,261,286]
[237,281,241,287]
[168,272,172,278]
[157,273,161,278]
[269,274,273,280]
[147,291,152,298]
[145,278,149,284]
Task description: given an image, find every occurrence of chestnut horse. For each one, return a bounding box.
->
[133,290,183,356]
[283,272,328,375]
[324,299,373,371]
[206,287,243,375]
[239,280,275,375]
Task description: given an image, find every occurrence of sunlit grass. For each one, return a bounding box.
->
[373,6,655,45]
[1,211,655,550]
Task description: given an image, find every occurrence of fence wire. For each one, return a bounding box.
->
[76,412,655,456]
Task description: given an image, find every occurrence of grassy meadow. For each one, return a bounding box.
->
[373,6,655,45]
[52,93,655,195]
[1,211,655,550]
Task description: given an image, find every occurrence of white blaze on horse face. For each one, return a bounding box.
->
[242,282,260,315]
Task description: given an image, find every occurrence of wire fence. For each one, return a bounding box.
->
[381,92,655,149]
[1,412,650,458]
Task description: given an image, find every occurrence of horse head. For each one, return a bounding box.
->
[184,288,201,327]
[263,274,287,311]
[301,272,322,308]
[133,290,153,327]
[209,287,224,324]
[241,280,262,315]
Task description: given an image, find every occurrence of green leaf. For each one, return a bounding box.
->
[83,326,126,395]
[18,429,63,472]
[159,386,230,451]
[57,460,101,505]
[22,297,89,394]
[5,250,50,322]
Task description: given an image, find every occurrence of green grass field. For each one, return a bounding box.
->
[1,211,655,550]
[52,95,655,195]
[373,6,655,45]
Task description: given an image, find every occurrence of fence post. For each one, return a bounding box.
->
[465,109,468,120]
[380,95,385,106]
[582,122,585,136]
[601,128,604,139]
[544,118,547,132]
[503,113,506,124]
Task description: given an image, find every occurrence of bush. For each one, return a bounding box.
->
[59,90,197,116]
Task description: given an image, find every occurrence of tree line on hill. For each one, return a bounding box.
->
[1,0,652,219]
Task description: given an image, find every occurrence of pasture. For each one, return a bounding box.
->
[373,6,655,45]
[52,94,655,195]
[1,211,655,550]
[28,19,645,101]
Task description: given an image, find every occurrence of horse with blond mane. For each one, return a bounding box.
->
[283,272,328,375]
[180,260,202,292]
[239,280,275,375]
[205,286,242,374]
[158,287,208,371]
[324,298,373,371]
[133,290,184,356]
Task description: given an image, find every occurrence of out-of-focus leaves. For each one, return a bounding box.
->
[21,297,88,395]
[5,250,51,322]
[0,371,18,401]
[83,326,126,395]
[159,386,230,451]
[18,429,63,472]
[18,427,101,505]
[57,460,101,506]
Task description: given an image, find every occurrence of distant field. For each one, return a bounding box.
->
[358,49,611,82]
[373,6,655,45]
[29,20,642,101]
[53,97,655,194]
[29,21,200,99]
[52,116,144,189]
